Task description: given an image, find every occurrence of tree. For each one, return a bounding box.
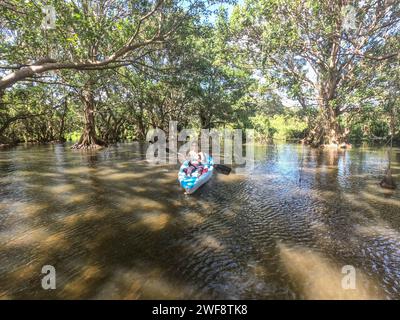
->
[0,0,210,148]
[182,13,254,129]
[230,0,399,146]
[0,0,187,90]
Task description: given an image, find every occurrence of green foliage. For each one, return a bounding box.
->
[229,0,400,145]
[250,113,307,142]
[0,0,399,147]
[66,131,82,142]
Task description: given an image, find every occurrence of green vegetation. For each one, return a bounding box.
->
[250,114,307,142]
[0,1,399,148]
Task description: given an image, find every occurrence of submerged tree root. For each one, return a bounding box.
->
[71,133,107,150]
[71,142,105,150]
[380,169,397,189]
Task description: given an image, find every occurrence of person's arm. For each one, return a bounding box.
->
[199,152,206,163]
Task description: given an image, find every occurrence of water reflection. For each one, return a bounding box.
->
[0,143,399,299]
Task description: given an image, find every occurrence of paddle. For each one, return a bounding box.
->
[213,164,232,175]
[166,148,232,175]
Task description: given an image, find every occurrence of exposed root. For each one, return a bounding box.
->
[317,142,352,149]
[339,142,352,149]
[380,169,397,190]
[71,142,105,150]
[0,138,17,149]
[71,133,107,150]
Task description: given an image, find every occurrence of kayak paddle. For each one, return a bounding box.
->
[213,164,232,175]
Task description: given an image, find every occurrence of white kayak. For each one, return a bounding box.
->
[178,155,214,194]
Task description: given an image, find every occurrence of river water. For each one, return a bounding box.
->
[0,143,399,299]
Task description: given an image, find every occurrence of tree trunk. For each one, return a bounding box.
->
[199,109,211,129]
[136,102,147,141]
[307,103,343,147]
[306,74,348,147]
[72,88,106,150]
[58,98,68,142]
[0,90,9,146]
[324,103,342,145]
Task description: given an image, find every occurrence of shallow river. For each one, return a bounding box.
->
[0,143,400,299]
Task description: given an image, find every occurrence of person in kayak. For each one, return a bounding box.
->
[184,142,206,176]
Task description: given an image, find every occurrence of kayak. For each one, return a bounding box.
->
[178,155,214,194]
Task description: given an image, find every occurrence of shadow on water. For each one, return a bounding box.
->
[0,143,399,299]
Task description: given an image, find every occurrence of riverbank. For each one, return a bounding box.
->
[0,142,14,149]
